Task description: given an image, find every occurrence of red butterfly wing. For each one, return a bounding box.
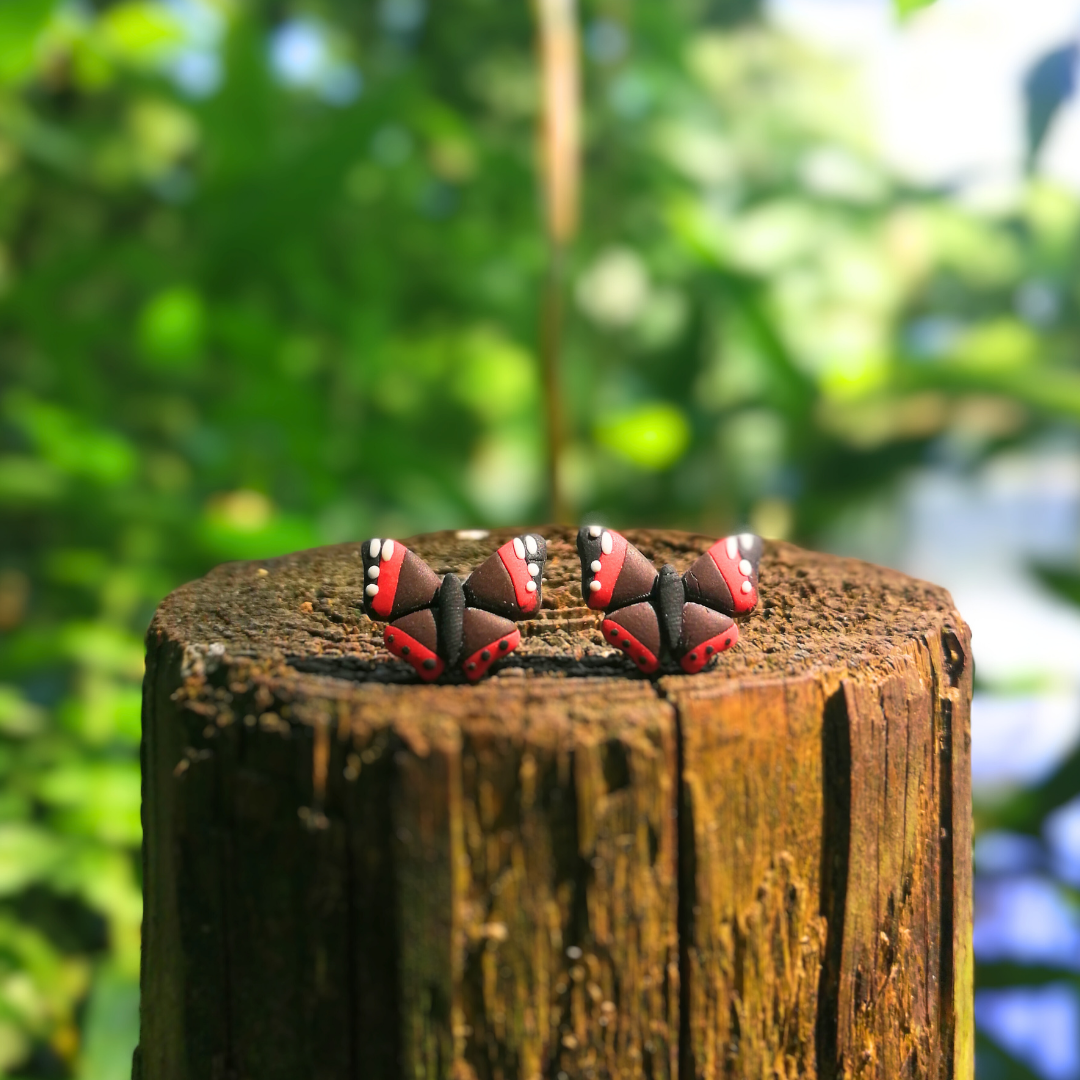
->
[459,608,520,682]
[361,538,441,620]
[678,603,737,674]
[463,533,546,619]
[385,609,446,682]
[684,533,762,616]
[577,527,658,611]
[601,602,661,674]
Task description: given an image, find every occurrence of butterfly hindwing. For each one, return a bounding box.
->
[578,526,658,611]
[678,603,737,674]
[460,608,521,682]
[385,609,446,682]
[684,533,762,616]
[464,533,546,619]
[362,538,442,620]
[601,602,661,674]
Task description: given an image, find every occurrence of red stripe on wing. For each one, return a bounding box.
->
[462,627,520,682]
[602,616,659,674]
[370,542,406,619]
[496,542,540,614]
[587,531,628,610]
[384,625,444,682]
[708,537,757,614]
[679,624,739,674]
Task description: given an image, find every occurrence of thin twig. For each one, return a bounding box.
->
[536,0,579,523]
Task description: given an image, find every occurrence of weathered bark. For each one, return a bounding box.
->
[135,526,972,1080]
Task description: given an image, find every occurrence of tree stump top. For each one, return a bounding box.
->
[140,527,973,1079]
[152,524,961,691]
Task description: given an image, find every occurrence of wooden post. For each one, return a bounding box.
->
[135,526,973,1080]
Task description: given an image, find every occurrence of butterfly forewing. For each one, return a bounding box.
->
[464,533,546,619]
[361,538,441,620]
[578,527,658,611]
[684,533,762,616]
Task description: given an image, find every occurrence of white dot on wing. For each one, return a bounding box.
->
[513,537,526,559]
[739,559,752,576]
[525,580,537,592]
[525,535,538,556]
[600,531,613,555]
[369,538,381,559]
[739,533,755,548]
[368,565,380,579]
[382,539,395,560]
[741,580,753,594]
[591,560,601,572]
[366,583,379,596]
[589,580,602,592]
[588,525,602,538]
[725,537,738,559]
[528,562,540,576]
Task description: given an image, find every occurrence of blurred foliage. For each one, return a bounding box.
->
[0,0,1076,1075]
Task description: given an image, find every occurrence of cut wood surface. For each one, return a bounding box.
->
[136,526,973,1080]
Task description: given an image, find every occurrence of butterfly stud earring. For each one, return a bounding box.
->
[577,526,763,674]
[361,534,546,681]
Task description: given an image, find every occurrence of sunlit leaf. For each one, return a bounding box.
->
[97,1,184,65]
[595,403,691,471]
[0,686,46,737]
[136,286,206,370]
[58,624,144,680]
[894,0,936,16]
[3,397,137,486]
[451,328,538,422]
[35,762,142,845]
[0,0,55,85]
[0,825,63,896]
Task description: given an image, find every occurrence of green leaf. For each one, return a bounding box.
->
[59,623,144,680]
[1032,565,1080,608]
[0,825,63,896]
[974,1031,1046,1080]
[136,287,206,371]
[2,396,137,487]
[0,456,64,503]
[35,762,142,846]
[978,733,1080,834]
[595,403,692,471]
[97,1,184,65]
[0,0,56,85]
[894,0,936,16]
[977,960,1080,990]
[0,686,46,738]
[78,966,139,1080]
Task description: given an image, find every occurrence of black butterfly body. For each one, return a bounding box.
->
[360,534,547,681]
[576,526,762,674]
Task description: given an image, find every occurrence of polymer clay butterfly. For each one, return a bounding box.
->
[577,526,763,674]
[360,534,547,682]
